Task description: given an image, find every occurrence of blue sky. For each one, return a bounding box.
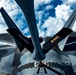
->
[0,0,76,37]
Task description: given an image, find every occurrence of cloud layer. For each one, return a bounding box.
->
[0,0,76,37]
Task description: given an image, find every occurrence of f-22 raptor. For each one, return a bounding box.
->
[0,0,76,75]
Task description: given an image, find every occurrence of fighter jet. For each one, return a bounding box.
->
[0,0,76,75]
[14,0,76,61]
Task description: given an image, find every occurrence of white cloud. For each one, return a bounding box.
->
[34,0,53,9]
[0,0,18,33]
[36,10,44,21]
[0,0,76,36]
[35,1,76,38]
[38,3,76,37]
[0,0,75,39]
[38,28,45,37]
[23,28,29,34]
[55,4,72,21]
[46,5,54,10]
[55,3,76,32]
[62,0,76,6]
[16,18,25,29]
[42,17,64,36]
[0,0,17,11]
[0,0,27,34]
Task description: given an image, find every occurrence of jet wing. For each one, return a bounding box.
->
[63,32,76,51]
[0,45,17,61]
[43,28,73,53]
[43,9,76,53]
[0,7,43,53]
[0,7,34,52]
[58,8,76,51]
[7,28,34,52]
[0,33,15,45]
